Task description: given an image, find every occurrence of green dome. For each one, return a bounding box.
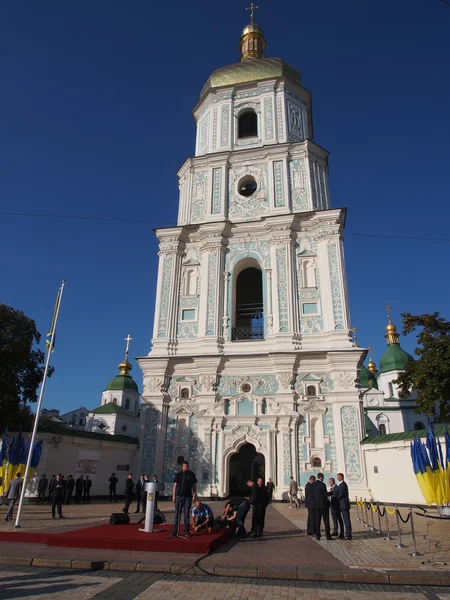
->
[379,343,414,374]
[359,365,378,389]
[104,374,139,393]
[200,57,302,99]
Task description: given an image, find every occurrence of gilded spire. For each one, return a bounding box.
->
[384,304,400,345]
[118,334,133,376]
[239,4,266,61]
[367,345,377,373]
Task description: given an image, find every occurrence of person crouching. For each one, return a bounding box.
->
[191,500,214,533]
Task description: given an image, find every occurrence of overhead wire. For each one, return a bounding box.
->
[1,211,449,243]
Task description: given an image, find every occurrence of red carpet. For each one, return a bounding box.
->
[0,523,231,554]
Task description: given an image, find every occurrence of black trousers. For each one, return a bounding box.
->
[51,495,63,517]
[330,505,339,534]
[123,495,133,513]
[109,487,117,502]
[135,495,142,512]
[306,508,314,535]
[83,489,90,503]
[75,490,82,504]
[313,508,331,539]
[64,491,73,505]
[251,504,267,536]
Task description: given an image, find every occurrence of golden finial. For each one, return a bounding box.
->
[240,4,266,61]
[384,305,399,345]
[367,345,377,373]
[246,2,259,23]
[118,334,133,376]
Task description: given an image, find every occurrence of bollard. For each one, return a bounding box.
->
[377,502,383,536]
[395,506,405,549]
[408,507,421,557]
[370,503,376,532]
[384,506,391,541]
[363,498,369,528]
[355,497,360,522]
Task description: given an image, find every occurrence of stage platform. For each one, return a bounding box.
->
[0,523,231,554]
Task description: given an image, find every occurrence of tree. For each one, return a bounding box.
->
[0,303,54,431]
[395,312,450,420]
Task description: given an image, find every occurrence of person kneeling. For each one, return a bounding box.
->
[214,501,237,530]
[191,500,214,533]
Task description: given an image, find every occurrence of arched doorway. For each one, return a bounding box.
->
[229,443,265,494]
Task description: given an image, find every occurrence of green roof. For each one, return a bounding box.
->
[359,365,379,389]
[38,423,138,444]
[91,403,131,416]
[379,343,414,374]
[361,425,447,445]
[104,374,139,393]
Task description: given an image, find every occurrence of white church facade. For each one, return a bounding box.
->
[137,18,369,500]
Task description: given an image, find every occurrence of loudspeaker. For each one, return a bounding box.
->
[109,513,130,525]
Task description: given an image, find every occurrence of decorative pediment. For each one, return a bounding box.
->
[297,249,317,258]
[298,399,327,414]
[197,400,227,417]
[175,376,197,384]
[266,398,299,417]
[182,258,200,267]
[298,373,323,383]
[172,405,196,416]
[224,424,268,451]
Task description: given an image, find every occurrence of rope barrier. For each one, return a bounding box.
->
[397,510,411,524]
[385,507,397,515]
[370,503,378,512]
[378,505,386,518]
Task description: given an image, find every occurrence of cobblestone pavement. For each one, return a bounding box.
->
[1,566,449,600]
[275,503,450,570]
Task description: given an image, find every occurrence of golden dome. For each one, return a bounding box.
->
[384,306,400,345]
[367,359,377,373]
[242,23,263,36]
[118,359,132,376]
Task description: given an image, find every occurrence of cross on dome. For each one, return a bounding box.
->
[124,334,132,358]
[246,2,259,24]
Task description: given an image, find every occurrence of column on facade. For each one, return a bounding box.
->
[265,268,273,335]
[198,237,225,339]
[216,425,225,496]
[269,229,295,335]
[222,270,230,340]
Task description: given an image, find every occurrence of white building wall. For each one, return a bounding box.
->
[27,432,139,497]
[363,438,441,505]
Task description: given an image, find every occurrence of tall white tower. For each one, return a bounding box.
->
[139,15,368,498]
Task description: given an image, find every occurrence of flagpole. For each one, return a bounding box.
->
[14,280,66,528]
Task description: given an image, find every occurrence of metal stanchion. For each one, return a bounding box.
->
[384,506,391,541]
[363,498,369,528]
[370,503,375,532]
[408,507,421,557]
[376,502,383,536]
[395,506,405,549]
[355,497,360,522]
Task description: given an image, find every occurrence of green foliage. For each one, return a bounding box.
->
[395,313,450,420]
[0,303,54,431]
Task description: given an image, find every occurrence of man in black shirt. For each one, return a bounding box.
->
[108,473,118,503]
[311,472,332,540]
[172,461,197,537]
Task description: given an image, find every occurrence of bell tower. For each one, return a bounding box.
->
[139,14,368,499]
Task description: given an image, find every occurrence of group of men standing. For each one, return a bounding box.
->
[304,472,352,540]
[121,473,159,514]
[37,473,92,507]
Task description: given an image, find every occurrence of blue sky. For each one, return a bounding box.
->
[1,0,449,414]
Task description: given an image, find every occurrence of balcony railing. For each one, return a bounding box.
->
[231,325,264,341]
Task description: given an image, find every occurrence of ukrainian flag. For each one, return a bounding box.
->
[46,285,63,352]
[411,428,450,506]
[0,428,8,495]
[411,437,435,505]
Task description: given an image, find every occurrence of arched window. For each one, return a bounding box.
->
[306,385,316,397]
[388,382,394,397]
[310,417,318,448]
[379,424,387,435]
[414,421,426,431]
[224,399,230,416]
[180,388,190,399]
[261,399,267,415]
[312,457,322,468]
[112,398,118,405]
[71,414,77,426]
[125,398,130,410]
[238,110,257,139]
[233,266,264,341]
[79,412,85,426]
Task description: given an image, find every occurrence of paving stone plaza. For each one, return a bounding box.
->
[0,501,450,599]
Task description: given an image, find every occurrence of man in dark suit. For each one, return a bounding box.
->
[64,475,75,505]
[250,477,269,537]
[311,472,332,540]
[37,474,48,504]
[266,478,275,503]
[84,475,92,503]
[51,474,65,519]
[328,477,339,536]
[123,473,134,514]
[304,475,316,535]
[135,475,145,513]
[335,473,352,540]
[75,475,84,504]
[108,473,118,502]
